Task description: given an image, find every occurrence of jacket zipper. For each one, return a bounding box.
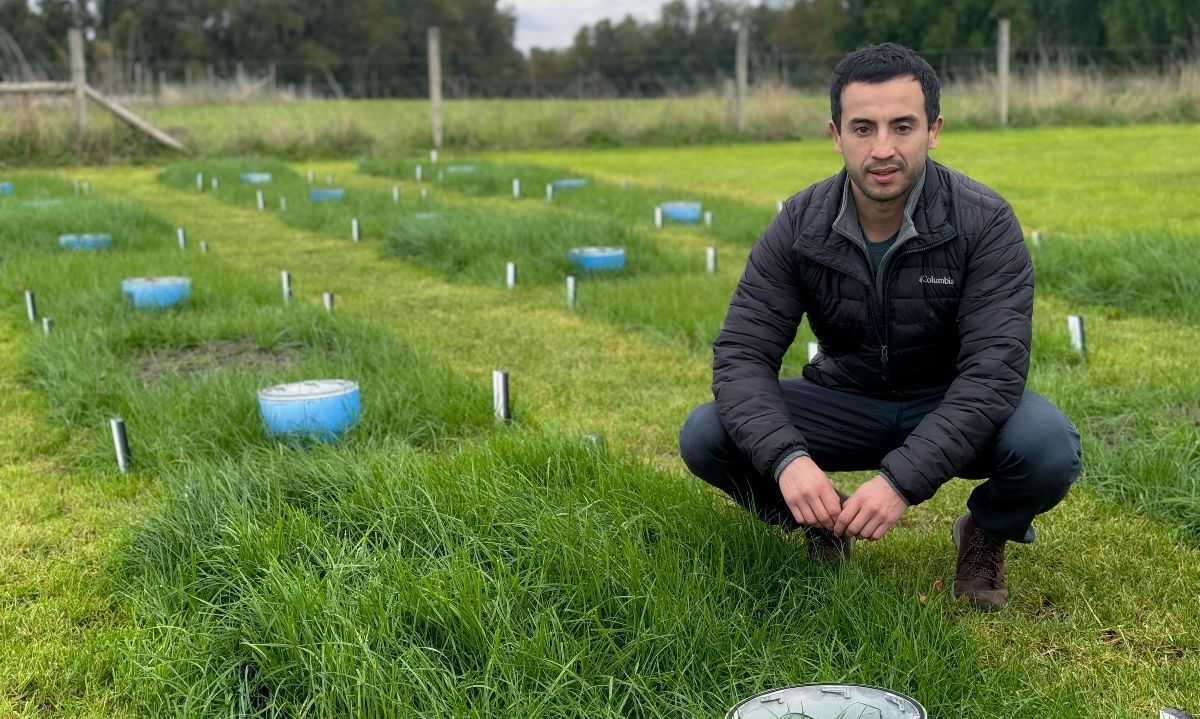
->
[873,234,957,384]
[792,247,886,361]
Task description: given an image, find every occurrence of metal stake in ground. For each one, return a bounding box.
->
[211,177,219,191]
[326,173,334,185]
[704,210,713,227]
[492,370,511,423]
[512,178,521,199]
[654,206,663,229]
[430,148,439,164]
[351,218,361,242]
[279,197,287,211]
[81,181,90,195]
[199,241,209,255]
[1067,314,1086,358]
[323,292,335,313]
[281,270,293,304]
[177,227,186,250]
[42,317,53,335]
[545,183,554,202]
[415,164,423,183]
[196,173,204,191]
[256,190,265,212]
[110,417,131,473]
[1031,230,1042,248]
[24,290,36,323]
[808,342,819,361]
[506,262,517,289]
[566,275,577,308]
[706,247,717,274]
[74,180,81,195]
[420,188,429,202]
[307,169,315,184]
[392,185,400,203]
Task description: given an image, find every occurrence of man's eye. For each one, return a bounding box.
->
[853,126,870,135]
[895,125,912,134]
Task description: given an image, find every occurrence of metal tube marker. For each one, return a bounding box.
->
[279,197,287,211]
[808,342,820,361]
[512,178,521,199]
[493,370,511,422]
[211,177,219,191]
[392,184,401,203]
[281,270,292,304]
[566,276,577,308]
[24,290,36,322]
[199,241,209,255]
[177,227,186,250]
[430,148,439,164]
[110,417,131,473]
[307,169,315,184]
[706,247,717,274]
[415,164,423,182]
[256,190,265,212]
[196,172,204,191]
[42,317,53,335]
[704,210,713,227]
[1067,315,1086,358]
[654,206,663,228]
[506,262,517,289]
[546,183,554,202]
[323,292,335,313]
[351,218,361,242]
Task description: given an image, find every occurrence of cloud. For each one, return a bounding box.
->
[503,0,662,52]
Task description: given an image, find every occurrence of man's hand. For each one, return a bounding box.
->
[778,456,843,531]
[833,475,907,540]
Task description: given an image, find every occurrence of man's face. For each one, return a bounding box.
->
[829,76,943,205]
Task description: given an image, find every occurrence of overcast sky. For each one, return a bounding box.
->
[505,0,663,52]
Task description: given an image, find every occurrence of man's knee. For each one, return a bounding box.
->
[997,395,1083,500]
[678,401,731,476]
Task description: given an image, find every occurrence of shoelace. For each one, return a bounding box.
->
[962,531,1003,583]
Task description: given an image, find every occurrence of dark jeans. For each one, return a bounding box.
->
[678,378,1083,543]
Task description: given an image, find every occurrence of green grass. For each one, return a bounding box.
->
[3,126,1200,717]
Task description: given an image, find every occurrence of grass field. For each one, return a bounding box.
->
[2,125,1198,717]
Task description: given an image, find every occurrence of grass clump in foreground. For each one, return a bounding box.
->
[115,431,1017,718]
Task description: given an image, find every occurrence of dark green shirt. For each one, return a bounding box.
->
[862,226,900,277]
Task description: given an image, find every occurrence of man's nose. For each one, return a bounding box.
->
[871,133,897,159]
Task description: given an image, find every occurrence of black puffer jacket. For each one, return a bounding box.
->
[712,160,1033,505]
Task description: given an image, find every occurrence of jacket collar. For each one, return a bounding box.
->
[792,160,957,283]
[831,165,925,247]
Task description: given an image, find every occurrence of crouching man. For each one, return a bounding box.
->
[679,43,1082,611]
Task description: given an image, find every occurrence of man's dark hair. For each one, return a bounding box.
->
[829,43,940,131]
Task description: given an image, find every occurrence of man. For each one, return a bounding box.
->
[678,43,1082,611]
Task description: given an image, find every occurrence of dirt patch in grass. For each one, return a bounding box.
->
[136,338,303,382]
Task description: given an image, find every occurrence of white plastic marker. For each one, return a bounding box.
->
[505,262,517,289]
[281,270,293,304]
[23,290,36,323]
[110,417,131,473]
[42,317,53,336]
[323,292,335,313]
[1030,230,1042,248]
[706,246,718,274]
[351,218,361,242]
[704,210,714,227]
[777,199,784,213]
[177,227,186,250]
[430,148,439,164]
[492,370,511,423]
[392,184,401,203]
[420,188,429,202]
[654,206,663,229]
[196,172,204,191]
[279,196,287,211]
[546,183,554,202]
[512,178,521,199]
[199,241,209,255]
[566,276,577,308]
[211,177,219,191]
[415,164,423,182]
[1067,315,1086,358]
[807,342,820,361]
[307,169,315,184]
[256,190,265,211]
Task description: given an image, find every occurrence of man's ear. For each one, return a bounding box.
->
[927,115,944,150]
[829,120,842,153]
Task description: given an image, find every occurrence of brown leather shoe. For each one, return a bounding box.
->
[802,525,855,565]
[951,513,1009,611]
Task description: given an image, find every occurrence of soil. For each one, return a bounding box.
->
[136,337,304,382]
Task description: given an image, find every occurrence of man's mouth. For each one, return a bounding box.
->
[868,167,901,183]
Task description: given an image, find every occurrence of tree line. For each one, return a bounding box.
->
[2,0,1196,97]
